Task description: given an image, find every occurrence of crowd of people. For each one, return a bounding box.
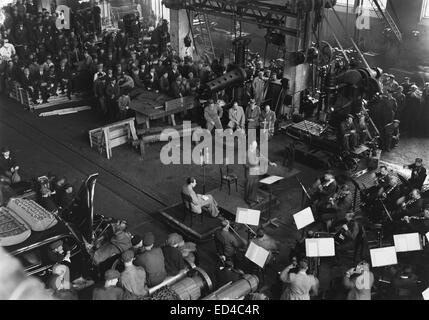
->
[372,74,429,142]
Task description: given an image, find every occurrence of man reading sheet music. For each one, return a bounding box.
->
[182,177,219,217]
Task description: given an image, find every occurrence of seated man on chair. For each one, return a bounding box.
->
[227,102,245,133]
[181,177,219,218]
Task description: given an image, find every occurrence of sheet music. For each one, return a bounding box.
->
[305,238,335,257]
[422,287,429,300]
[370,247,398,267]
[293,207,315,230]
[245,242,269,268]
[393,233,422,253]
[259,175,284,185]
[235,208,261,226]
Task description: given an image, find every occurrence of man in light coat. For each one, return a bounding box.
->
[181,177,219,217]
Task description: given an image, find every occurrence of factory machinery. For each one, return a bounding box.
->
[146,265,260,300]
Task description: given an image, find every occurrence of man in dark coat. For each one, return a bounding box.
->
[92,269,124,300]
[134,232,167,287]
[404,158,427,191]
[162,233,186,276]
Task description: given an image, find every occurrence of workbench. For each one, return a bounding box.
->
[129,92,196,128]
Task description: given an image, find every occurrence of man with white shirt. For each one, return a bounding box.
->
[280,258,319,300]
[344,261,374,300]
[0,39,16,62]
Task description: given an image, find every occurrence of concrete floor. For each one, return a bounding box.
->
[1,95,428,298]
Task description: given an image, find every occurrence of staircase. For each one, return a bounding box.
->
[192,12,216,60]
[368,0,402,43]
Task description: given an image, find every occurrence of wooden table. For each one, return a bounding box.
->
[130,92,196,128]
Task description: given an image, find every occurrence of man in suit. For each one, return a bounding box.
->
[181,177,219,218]
[228,102,245,132]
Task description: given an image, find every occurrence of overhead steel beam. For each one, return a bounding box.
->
[165,0,299,35]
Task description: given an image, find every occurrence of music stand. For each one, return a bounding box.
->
[259,175,284,220]
[296,176,311,209]
[380,201,393,222]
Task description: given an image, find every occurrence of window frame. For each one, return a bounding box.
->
[334,0,387,18]
[420,0,429,26]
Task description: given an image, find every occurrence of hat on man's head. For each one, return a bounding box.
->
[49,240,63,250]
[131,234,142,246]
[104,269,120,281]
[416,158,423,164]
[121,250,134,263]
[1,146,10,153]
[143,232,155,246]
[167,233,183,247]
[393,119,401,124]
[347,114,354,119]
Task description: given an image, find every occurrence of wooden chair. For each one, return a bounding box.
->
[219,165,238,195]
[181,192,203,227]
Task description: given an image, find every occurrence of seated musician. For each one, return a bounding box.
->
[227,102,245,133]
[319,183,353,232]
[181,177,219,217]
[251,228,279,264]
[334,212,366,262]
[366,166,400,210]
[403,158,427,191]
[214,220,247,264]
[340,114,358,152]
[383,188,424,236]
[310,172,337,214]
[402,206,429,235]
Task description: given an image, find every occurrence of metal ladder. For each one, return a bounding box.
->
[193,12,216,60]
[368,0,402,42]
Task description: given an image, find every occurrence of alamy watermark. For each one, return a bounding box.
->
[159,121,270,176]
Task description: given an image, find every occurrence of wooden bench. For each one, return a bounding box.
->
[9,81,21,103]
[89,118,138,159]
[137,123,201,158]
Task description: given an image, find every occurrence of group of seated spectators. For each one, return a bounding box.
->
[0,0,292,132]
